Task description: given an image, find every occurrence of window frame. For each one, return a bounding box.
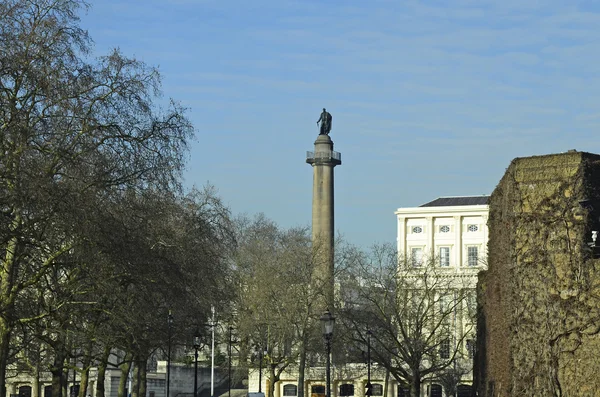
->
[439,246,450,267]
[467,246,479,267]
[440,338,451,359]
[466,339,475,359]
[339,384,355,397]
[411,225,423,234]
[283,384,298,397]
[371,384,383,396]
[410,247,424,267]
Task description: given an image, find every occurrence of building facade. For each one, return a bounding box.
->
[396,196,490,272]
[395,196,489,396]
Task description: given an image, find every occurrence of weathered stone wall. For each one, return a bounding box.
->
[476,151,600,396]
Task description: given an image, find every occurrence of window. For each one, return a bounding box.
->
[439,294,453,313]
[467,246,479,267]
[371,384,383,396]
[311,386,325,395]
[411,247,423,267]
[467,224,478,232]
[440,339,450,359]
[439,247,450,267]
[457,385,473,397]
[439,225,450,233]
[397,387,410,397]
[411,226,423,234]
[339,384,355,396]
[466,339,475,359]
[283,385,298,396]
[466,291,477,315]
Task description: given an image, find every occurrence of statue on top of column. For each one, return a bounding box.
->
[317,108,332,135]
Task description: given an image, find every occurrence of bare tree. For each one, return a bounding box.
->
[338,243,475,397]
[0,0,193,393]
[233,215,331,397]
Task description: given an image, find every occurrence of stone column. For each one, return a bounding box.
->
[426,216,434,258]
[397,217,406,256]
[306,134,341,310]
[454,216,462,267]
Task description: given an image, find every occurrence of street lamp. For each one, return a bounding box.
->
[320,310,335,397]
[193,332,201,397]
[366,329,372,397]
[228,326,233,397]
[256,345,267,393]
[254,345,268,393]
[167,310,174,397]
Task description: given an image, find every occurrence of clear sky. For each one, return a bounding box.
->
[81,0,600,246]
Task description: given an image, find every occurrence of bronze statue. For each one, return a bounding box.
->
[317,108,332,135]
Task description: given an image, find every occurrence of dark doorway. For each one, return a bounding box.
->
[18,386,32,397]
[457,384,473,397]
[430,384,442,397]
[397,386,410,397]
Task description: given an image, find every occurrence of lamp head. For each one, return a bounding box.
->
[320,309,335,337]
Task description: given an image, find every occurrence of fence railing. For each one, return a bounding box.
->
[306,150,341,162]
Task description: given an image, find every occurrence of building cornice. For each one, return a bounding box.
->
[395,205,489,217]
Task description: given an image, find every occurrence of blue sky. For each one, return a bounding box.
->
[82,0,600,246]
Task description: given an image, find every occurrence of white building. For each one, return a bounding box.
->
[395,196,489,272]
[394,196,489,397]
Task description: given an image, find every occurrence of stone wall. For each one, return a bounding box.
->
[476,151,600,396]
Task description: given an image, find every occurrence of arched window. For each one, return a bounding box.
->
[339,384,354,396]
[283,385,297,396]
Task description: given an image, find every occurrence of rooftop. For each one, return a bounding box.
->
[419,196,490,207]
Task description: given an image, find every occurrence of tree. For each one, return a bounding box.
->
[233,215,328,397]
[0,0,194,392]
[338,244,475,397]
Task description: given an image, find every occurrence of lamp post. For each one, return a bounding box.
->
[167,310,174,397]
[256,345,267,393]
[366,329,372,397]
[193,332,201,397]
[228,326,233,397]
[320,310,335,397]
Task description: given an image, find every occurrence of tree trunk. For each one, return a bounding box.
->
[297,341,307,397]
[33,365,40,397]
[132,364,139,397]
[0,230,20,397]
[410,375,421,397]
[78,366,90,397]
[134,358,147,397]
[79,341,94,397]
[118,353,133,397]
[268,365,278,397]
[51,350,67,397]
[95,347,111,397]
[383,369,390,397]
[0,322,12,397]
